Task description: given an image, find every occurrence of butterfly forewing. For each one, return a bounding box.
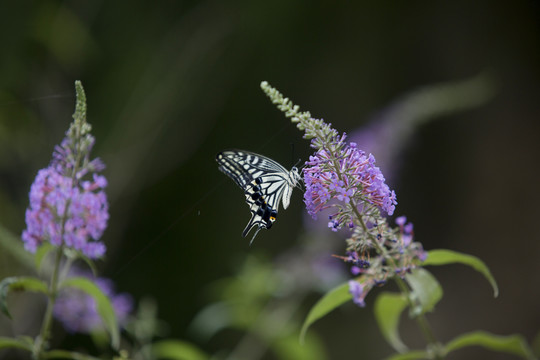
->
[216,150,300,244]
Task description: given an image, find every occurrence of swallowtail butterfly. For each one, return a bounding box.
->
[216,150,301,244]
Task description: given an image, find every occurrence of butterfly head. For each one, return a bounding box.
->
[289,166,303,190]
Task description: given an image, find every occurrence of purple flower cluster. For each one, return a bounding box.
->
[394,216,427,263]
[54,270,133,333]
[21,167,108,258]
[21,82,109,259]
[303,139,397,231]
[346,216,427,306]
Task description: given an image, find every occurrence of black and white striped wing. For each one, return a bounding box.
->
[216,150,299,244]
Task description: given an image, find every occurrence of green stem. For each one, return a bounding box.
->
[33,246,64,359]
[349,201,442,358]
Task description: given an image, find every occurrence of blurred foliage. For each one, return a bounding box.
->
[0,1,539,359]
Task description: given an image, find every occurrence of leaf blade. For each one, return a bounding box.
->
[444,331,536,360]
[60,277,120,349]
[35,243,55,272]
[42,349,103,360]
[405,268,443,316]
[384,350,429,360]
[374,292,409,353]
[0,277,48,318]
[0,336,33,352]
[152,340,209,360]
[423,249,498,297]
[300,282,351,342]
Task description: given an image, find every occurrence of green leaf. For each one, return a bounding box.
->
[60,277,120,349]
[272,332,327,360]
[531,331,540,358]
[374,292,409,353]
[35,243,55,271]
[423,249,498,297]
[384,350,429,360]
[0,336,32,352]
[62,248,98,277]
[405,268,443,316]
[42,349,102,360]
[300,282,351,342]
[444,331,536,360]
[0,277,48,318]
[189,302,232,340]
[152,340,209,360]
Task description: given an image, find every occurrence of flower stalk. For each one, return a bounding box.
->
[34,245,64,359]
[261,81,439,353]
[22,81,111,358]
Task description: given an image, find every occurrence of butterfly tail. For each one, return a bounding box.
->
[242,213,264,245]
[249,227,263,246]
[242,214,257,237]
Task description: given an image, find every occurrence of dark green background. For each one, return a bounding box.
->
[0,1,539,359]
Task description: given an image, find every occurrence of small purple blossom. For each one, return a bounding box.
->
[395,215,407,226]
[54,270,133,333]
[337,252,371,276]
[336,187,355,203]
[396,215,415,247]
[348,280,367,307]
[344,251,370,269]
[404,222,414,234]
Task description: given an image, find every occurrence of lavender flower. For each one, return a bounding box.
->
[303,140,397,230]
[54,270,133,333]
[21,81,109,259]
[344,217,426,304]
[261,81,427,307]
[21,168,108,258]
[348,280,368,307]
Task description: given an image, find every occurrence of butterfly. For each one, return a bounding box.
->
[216,150,302,244]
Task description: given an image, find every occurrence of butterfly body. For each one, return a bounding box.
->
[216,150,301,244]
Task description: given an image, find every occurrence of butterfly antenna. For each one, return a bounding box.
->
[290,141,303,174]
[290,142,296,166]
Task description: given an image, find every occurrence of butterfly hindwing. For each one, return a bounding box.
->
[216,150,301,244]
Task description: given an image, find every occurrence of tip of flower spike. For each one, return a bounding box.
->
[73,81,87,121]
[66,81,93,143]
